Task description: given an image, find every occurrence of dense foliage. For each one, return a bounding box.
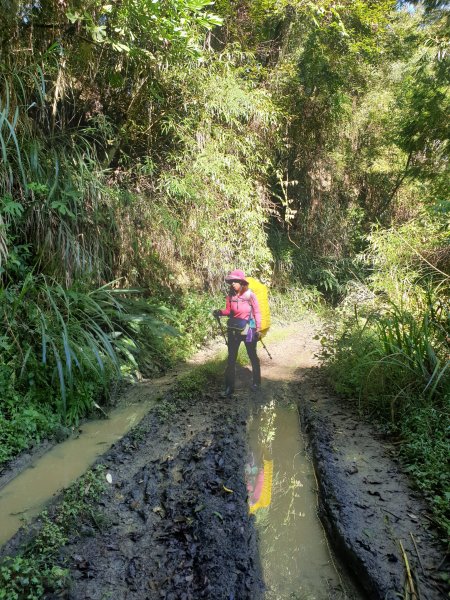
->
[0,0,448,537]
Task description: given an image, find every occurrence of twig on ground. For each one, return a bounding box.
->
[436,554,448,571]
[409,533,425,575]
[399,539,419,600]
[382,507,402,520]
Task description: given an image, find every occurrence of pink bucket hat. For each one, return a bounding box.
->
[225,269,249,284]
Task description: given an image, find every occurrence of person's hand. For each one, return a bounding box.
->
[212,309,221,318]
[254,331,261,341]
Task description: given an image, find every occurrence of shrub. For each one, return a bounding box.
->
[166,293,222,362]
[326,291,449,415]
[0,556,68,600]
[0,467,106,599]
[401,405,450,543]
[0,365,59,464]
[0,274,177,463]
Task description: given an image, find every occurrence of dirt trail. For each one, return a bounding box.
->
[1,319,448,599]
[253,320,447,599]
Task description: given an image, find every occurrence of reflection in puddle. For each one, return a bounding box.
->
[247,398,356,600]
[247,458,273,514]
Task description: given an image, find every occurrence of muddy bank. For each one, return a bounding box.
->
[59,388,262,600]
[0,374,180,495]
[0,376,182,547]
[299,367,449,600]
[1,320,448,600]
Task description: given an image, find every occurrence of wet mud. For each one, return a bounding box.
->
[0,378,175,546]
[62,391,263,600]
[300,368,449,600]
[1,320,448,599]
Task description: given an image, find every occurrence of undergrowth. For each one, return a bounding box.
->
[401,406,450,537]
[270,286,324,323]
[174,360,224,401]
[0,466,107,600]
[0,288,222,465]
[322,219,450,543]
[165,293,222,363]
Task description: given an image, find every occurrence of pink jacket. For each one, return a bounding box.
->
[219,290,262,330]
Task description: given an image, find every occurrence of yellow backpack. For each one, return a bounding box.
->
[246,277,271,338]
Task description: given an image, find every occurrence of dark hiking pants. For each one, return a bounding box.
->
[225,329,261,392]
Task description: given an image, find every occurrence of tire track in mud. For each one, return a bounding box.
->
[1,320,448,600]
[64,390,263,600]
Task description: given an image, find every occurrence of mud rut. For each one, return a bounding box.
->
[2,319,448,600]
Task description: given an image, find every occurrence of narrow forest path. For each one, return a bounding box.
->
[1,319,448,600]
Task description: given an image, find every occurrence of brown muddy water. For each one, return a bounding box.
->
[247,394,363,600]
[0,326,366,598]
[0,395,159,547]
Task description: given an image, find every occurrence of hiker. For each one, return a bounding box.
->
[213,269,261,397]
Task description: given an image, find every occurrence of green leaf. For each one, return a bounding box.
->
[66,11,81,23]
[111,42,131,53]
[50,201,75,218]
[0,197,23,217]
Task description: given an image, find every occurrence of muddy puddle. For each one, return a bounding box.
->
[246,392,363,600]
[0,393,160,546]
[1,323,447,599]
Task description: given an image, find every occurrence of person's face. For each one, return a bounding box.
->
[231,280,242,293]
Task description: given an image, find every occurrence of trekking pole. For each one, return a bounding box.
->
[215,315,228,346]
[258,336,273,360]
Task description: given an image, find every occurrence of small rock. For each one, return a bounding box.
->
[345,464,359,475]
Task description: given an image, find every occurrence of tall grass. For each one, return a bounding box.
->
[374,293,449,404]
[0,68,118,286]
[327,291,449,410]
[323,216,450,538]
[0,275,174,425]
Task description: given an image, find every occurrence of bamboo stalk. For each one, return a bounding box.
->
[399,540,419,600]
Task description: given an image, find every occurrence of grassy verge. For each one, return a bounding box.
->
[154,359,225,422]
[0,290,220,468]
[0,466,107,600]
[322,297,450,545]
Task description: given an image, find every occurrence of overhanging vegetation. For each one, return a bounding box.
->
[0,0,448,542]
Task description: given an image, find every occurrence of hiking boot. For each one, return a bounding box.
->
[220,387,234,399]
